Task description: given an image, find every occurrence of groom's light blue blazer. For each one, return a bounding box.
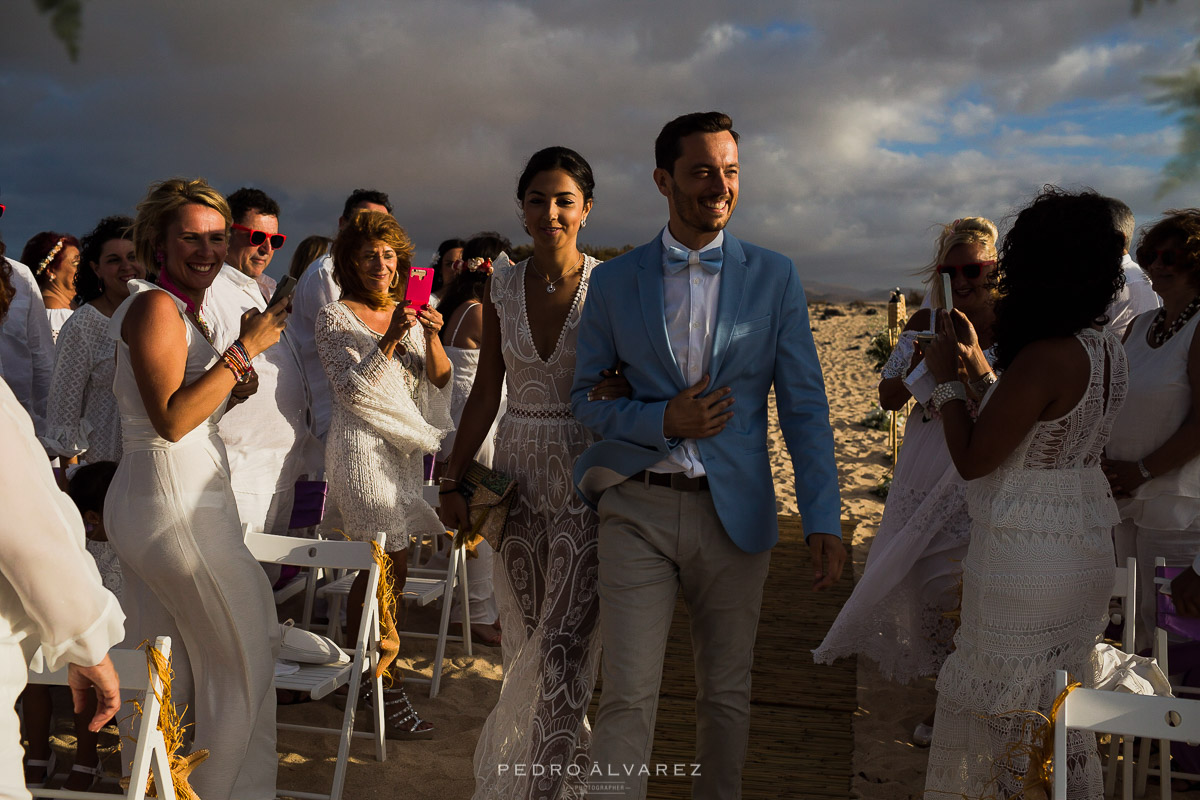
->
[570,231,841,554]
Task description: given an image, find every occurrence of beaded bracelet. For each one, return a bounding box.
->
[221,340,255,384]
[930,380,968,412]
[1136,459,1153,480]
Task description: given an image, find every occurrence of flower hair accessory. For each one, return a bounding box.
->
[458,257,493,275]
[35,238,66,276]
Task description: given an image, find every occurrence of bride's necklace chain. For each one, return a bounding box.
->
[531,252,584,294]
[1150,293,1200,346]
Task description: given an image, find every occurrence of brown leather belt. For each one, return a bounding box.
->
[630,470,710,492]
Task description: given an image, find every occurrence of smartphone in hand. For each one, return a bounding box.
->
[404,266,435,310]
[268,275,298,309]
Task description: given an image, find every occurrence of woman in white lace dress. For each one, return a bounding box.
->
[813,217,998,743]
[922,189,1129,800]
[106,179,288,800]
[316,210,452,736]
[43,216,144,465]
[440,147,623,800]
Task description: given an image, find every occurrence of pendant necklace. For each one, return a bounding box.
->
[533,253,584,294]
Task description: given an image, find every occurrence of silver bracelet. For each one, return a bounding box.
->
[969,371,998,396]
[1136,459,1153,480]
[930,381,968,412]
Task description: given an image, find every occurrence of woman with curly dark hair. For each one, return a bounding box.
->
[42,215,144,465]
[921,188,1129,799]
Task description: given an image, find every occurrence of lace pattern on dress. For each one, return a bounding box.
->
[924,328,1128,800]
[42,304,122,462]
[471,257,601,800]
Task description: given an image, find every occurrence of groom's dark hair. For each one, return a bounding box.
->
[655,111,739,173]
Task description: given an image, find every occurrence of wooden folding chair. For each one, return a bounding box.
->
[1054,669,1200,800]
[244,529,386,800]
[25,636,175,800]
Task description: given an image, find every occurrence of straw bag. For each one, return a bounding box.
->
[458,461,517,550]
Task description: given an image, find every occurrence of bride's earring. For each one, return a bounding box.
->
[581,217,588,228]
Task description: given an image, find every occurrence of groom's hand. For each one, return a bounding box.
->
[663,375,734,439]
[808,533,846,591]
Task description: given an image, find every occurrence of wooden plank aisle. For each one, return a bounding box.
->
[590,514,858,799]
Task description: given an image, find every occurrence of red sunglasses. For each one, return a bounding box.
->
[0,204,5,219]
[232,223,286,250]
[1143,248,1186,268]
[936,260,996,280]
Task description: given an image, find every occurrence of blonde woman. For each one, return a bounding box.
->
[814,217,999,746]
[105,178,288,800]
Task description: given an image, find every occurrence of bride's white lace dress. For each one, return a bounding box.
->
[472,256,601,800]
[924,328,1127,800]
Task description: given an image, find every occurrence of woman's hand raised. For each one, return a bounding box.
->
[924,309,962,383]
[382,301,417,347]
[237,303,289,359]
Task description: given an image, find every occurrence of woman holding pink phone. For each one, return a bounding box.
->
[315,209,451,736]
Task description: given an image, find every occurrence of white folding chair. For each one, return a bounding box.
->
[1054,670,1200,800]
[25,636,175,800]
[315,483,472,698]
[244,529,386,800]
[1103,556,1138,798]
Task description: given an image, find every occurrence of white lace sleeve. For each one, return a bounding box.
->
[880,330,919,380]
[315,304,448,456]
[40,313,94,457]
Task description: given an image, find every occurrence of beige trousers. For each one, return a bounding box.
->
[589,481,771,800]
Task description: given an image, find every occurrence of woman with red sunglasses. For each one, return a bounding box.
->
[1105,211,1200,650]
[815,216,999,747]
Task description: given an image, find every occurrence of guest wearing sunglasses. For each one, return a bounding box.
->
[1105,209,1200,655]
[207,187,311,544]
[815,216,1000,748]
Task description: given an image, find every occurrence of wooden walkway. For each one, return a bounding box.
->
[590,515,858,799]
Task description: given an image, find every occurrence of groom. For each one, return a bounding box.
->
[570,111,844,799]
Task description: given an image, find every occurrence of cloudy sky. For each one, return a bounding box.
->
[2,0,1197,295]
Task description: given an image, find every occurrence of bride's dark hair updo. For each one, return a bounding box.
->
[991,186,1126,370]
[516,146,595,203]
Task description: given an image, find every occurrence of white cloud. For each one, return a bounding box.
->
[0,0,1195,292]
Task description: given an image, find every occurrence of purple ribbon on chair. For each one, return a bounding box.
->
[288,480,328,530]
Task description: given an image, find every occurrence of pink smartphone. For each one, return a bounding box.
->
[404,266,435,310]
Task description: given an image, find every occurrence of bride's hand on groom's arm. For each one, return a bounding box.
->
[662,375,734,439]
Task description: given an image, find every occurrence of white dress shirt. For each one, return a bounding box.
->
[290,254,339,440]
[1105,254,1160,339]
[207,265,311,530]
[648,228,724,478]
[0,259,55,437]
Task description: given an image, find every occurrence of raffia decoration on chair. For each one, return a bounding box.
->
[370,538,401,682]
[120,640,208,800]
[927,680,1082,800]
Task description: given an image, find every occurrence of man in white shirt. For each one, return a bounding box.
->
[0,239,55,438]
[1103,196,1160,338]
[290,189,392,448]
[207,188,309,537]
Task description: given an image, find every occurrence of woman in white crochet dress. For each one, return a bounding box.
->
[813,217,998,746]
[440,146,624,800]
[316,209,452,736]
[922,188,1128,800]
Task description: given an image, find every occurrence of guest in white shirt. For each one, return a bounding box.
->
[1102,196,1160,338]
[291,189,392,472]
[207,188,310,538]
[0,234,55,437]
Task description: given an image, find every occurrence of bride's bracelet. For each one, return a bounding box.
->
[221,339,255,384]
[931,380,968,412]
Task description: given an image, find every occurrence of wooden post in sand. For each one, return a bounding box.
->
[887,289,907,468]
